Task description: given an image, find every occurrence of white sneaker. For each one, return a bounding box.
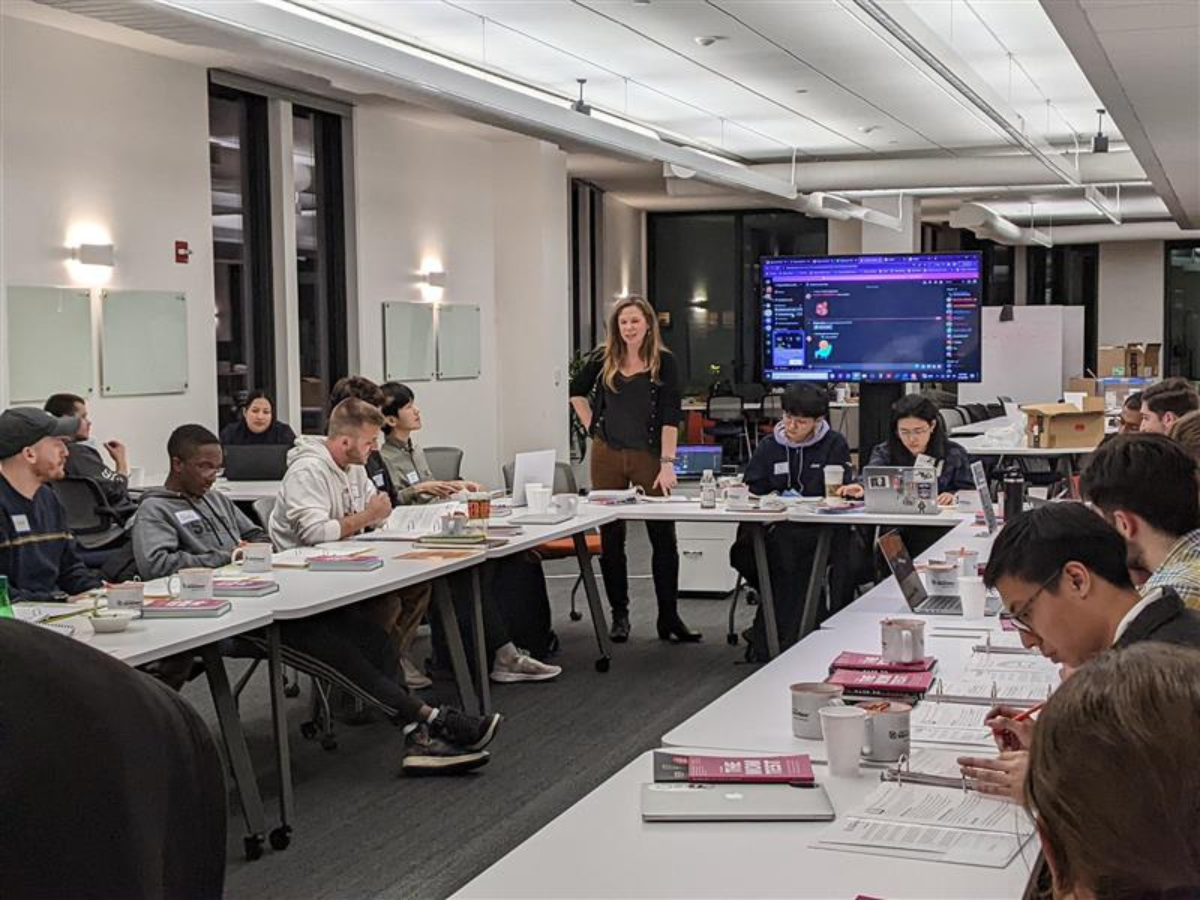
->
[401,655,433,690]
[490,650,562,684]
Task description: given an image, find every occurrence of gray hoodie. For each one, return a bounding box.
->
[268,436,378,550]
[131,488,266,581]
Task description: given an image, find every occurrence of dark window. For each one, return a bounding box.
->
[648,211,825,392]
[208,84,274,428]
[1026,244,1099,374]
[1165,241,1200,379]
[570,180,603,356]
[294,107,348,433]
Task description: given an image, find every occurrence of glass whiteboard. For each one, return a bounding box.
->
[437,304,482,380]
[101,290,189,396]
[383,301,436,382]
[6,286,94,403]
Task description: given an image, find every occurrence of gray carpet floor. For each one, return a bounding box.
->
[185,525,760,900]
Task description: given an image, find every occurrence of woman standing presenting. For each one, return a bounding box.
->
[569,296,700,644]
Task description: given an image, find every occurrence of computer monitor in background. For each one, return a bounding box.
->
[511,449,556,506]
[760,253,983,384]
[674,445,723,480]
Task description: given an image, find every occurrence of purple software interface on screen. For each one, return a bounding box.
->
[760,252,983,384]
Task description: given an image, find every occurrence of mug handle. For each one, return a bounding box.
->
[166,575,181,599]
[230,547,246,565]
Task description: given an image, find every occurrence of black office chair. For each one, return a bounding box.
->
[704,395,752,463]
[52,477,127,552]
[424,446,464,481]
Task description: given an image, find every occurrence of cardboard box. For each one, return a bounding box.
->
[300,377,325,410]
[1096,343,1163,378]
[1068,376,1153,409]
[1098,346,1128,377]
[1022,399,1105,449]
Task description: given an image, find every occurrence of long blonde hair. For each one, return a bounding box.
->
[600,295,664,391]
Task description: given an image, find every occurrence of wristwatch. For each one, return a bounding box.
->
[660,456,677,464]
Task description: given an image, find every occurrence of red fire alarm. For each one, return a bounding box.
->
[175,240,191,264]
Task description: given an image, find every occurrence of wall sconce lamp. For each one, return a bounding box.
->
[72,243,115,267]
[420,270,446,288]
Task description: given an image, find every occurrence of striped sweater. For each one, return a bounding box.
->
[0,477,101,600]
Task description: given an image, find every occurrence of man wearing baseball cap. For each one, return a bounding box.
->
[0,407,102,600]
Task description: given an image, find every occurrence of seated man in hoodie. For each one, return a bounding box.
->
[132,424,266,580]
[730,384,854,661]
[269,397,500,774]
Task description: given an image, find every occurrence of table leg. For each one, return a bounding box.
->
[200,645,267,861]
[573,531,613,673]
[470,567,491,717]
[432,579,479,715]
[265,622,293,851]
[798,526,834,641]
[749,524,781,660]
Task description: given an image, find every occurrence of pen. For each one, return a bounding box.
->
[991,701,1045,750]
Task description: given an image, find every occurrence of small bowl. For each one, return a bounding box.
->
[90,610,137,633]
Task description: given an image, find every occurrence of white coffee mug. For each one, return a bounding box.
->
[106,581,145,618]
[168,567,214,601]
[926,562,959,595]
[958,576,988,618]
[723,483,753,511]
[945,548,980,577]
[526,484,552,514]
[231,542,273,573]
[823,465,845,498]
[441,514,467,536]
[127,466,145,489]
[552,494,580,517]
[820,705,867,777]
[790,682,845,740]
[881,617,926,664]
[858,701,912,763]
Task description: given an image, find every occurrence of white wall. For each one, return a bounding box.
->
[353,104,570,485]
[1098,240,1164,345]
[827,219,863,256]
[0,16,217,472]
[601,194,644,304]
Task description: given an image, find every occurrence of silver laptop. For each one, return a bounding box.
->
[877,530,1001,616]
[510,449,557,507]
[864,466,940,515]
[640,782,835,823]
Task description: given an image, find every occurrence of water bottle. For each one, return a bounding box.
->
[699,469,717,509]
[0,575,12,619]
[1002,467,1026,522]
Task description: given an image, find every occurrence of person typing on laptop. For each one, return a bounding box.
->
[730,383,855,659]
[956,503,1200,804]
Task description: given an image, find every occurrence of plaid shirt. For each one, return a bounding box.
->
[1143,529,1200,611]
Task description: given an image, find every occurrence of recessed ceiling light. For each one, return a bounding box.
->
[694,35,726,47]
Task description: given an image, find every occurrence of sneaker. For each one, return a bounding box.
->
[430,707,502,752]
[401,655,433,690]
[401,724,489,776]
[490,649,562,684]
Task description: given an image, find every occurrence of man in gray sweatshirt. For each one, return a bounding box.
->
[132,424,266,580]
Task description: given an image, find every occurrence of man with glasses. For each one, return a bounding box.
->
[957,503,1200,801]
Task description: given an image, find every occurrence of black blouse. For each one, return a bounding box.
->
[219,419,297,447]
[569,349,683,452]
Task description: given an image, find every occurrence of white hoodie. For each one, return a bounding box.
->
[268,436,378,549]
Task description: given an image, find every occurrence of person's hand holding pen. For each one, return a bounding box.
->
[956,702,1043,803]
[986,702,1041,752]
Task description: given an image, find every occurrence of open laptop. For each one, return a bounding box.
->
[223,444,290,481]
[674,445,723,481]
[510,449,557,507]
[640,782,834,823]
[970,461,999,534]
[877,530,1001,616]
[863,466,940,515]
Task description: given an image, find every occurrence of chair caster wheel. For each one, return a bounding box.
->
[726,633,739,646]
[300,721,318,740]
[595,657,611,673]
[269,826,292,851]
[320,736,338,752]
[569,611,583,621]
[284,683,301,698]
[244,835,265,861]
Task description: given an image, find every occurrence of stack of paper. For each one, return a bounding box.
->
[910,702,995,747]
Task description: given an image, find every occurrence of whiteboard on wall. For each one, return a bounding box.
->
[6,286,94,403]
[383,301,435,382]
[100,290,189,396]
[958,306,1084,405]
[437,304,482,380]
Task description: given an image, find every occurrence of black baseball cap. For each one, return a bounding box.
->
[0,408,79,458]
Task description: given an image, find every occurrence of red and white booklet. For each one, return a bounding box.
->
[826,667,936,696]
[829,651,936,673]
[653,751,814,784]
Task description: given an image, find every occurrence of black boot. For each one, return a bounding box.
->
[657,613,702,643]
[610,611,631,643]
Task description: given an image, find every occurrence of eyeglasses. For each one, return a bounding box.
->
[999,568,1062,634]
[898,427,932,439]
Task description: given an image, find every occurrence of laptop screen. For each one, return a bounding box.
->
[674,445,722,478]
[876,530,927,611]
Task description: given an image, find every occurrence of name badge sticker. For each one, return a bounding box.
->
[773,461,789,476]
[406,471,421,485]
[175,509,202,525]
[11,514,30,533]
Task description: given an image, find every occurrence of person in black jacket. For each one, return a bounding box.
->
[956,503,1200,805]
[220,390,297,447]
[569,295,698,644]
[731,384,855,659]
